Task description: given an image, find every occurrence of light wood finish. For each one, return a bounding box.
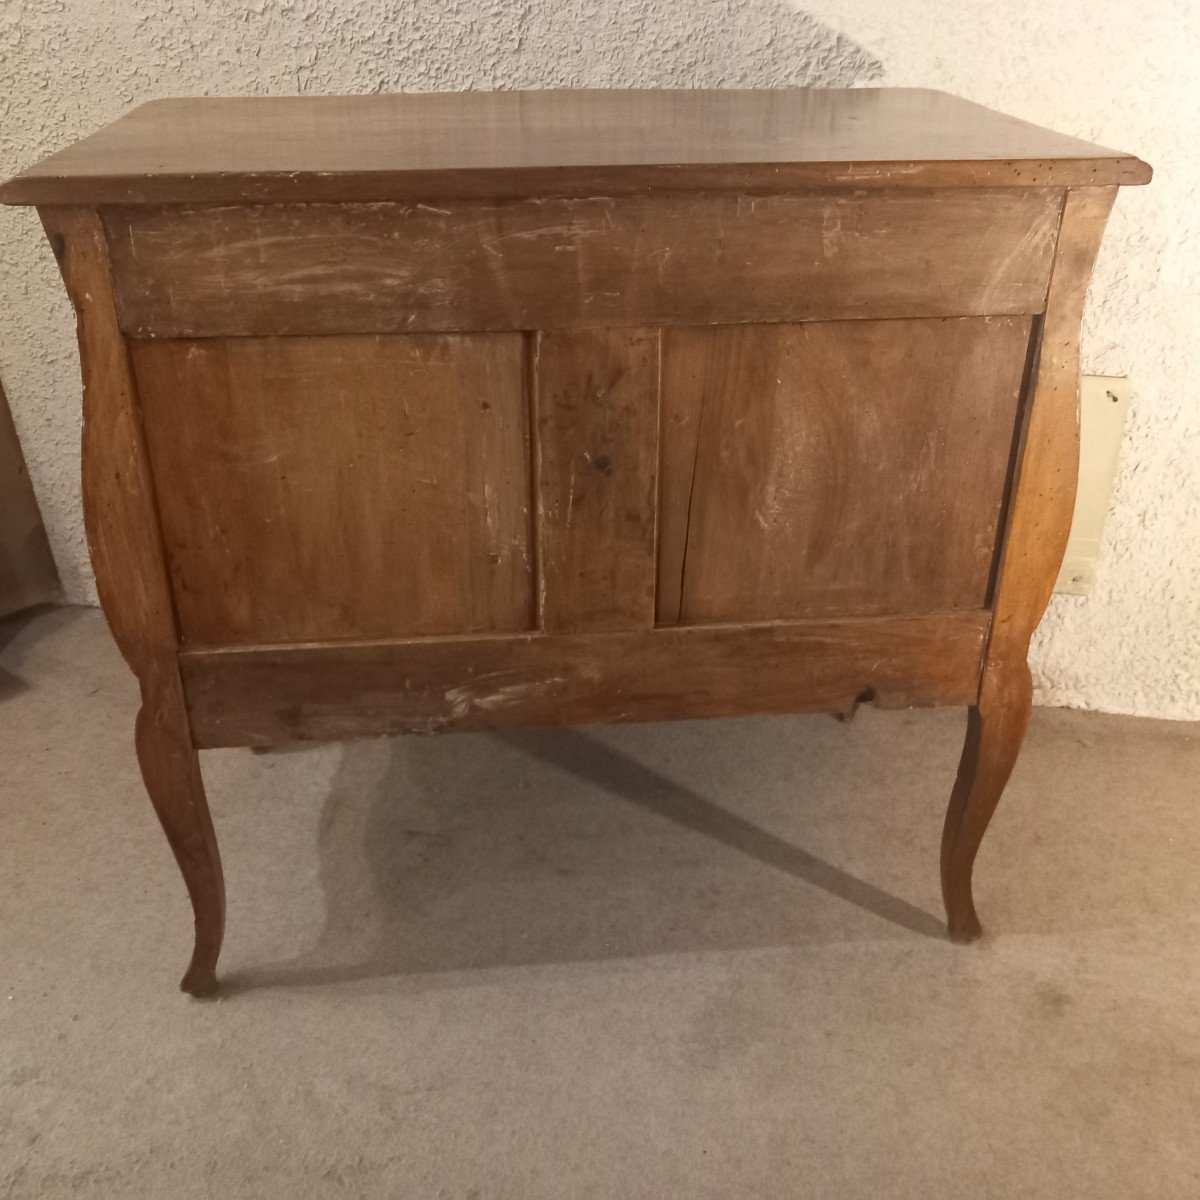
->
[535,329,660,632]
[131,334,533,645]
[102,191,1062,338]
[40,208,224,996]
[0,380,59,617]
[3,91,1146,992]
[0,90,1149,206]
[180,613,991,748]
[941,187,1119,940]
[657,317,1032,624]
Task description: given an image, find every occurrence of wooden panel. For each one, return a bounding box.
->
[180,611,991,747]
[987,189,1120,672]
[0,90,1150,207]
[0,379,60,616]
[132,334,533,646]
[103,190,1063,338]
[535,329,660,632]
[658,317,1032,625]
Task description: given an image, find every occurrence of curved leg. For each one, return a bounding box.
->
[940,662,1032,941]
[135,664,226,996]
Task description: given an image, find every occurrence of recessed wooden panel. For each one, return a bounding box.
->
[658,317,1031,625]
[179,611,991,747]
[103,189,1061,338]
[132,334,533,645]
[535,329,660,632]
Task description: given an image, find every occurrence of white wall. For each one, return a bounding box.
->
[0,0,1194,717]
[798,1,1200,718]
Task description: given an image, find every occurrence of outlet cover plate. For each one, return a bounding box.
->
[1054,374,1131,595]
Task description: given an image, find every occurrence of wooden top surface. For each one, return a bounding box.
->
[1,88,1150,206]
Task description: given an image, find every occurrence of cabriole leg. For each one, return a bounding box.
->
[940,663,1032,941]
[135,663,225,995]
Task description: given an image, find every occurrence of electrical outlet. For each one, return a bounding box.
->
[1054,375,1132,595]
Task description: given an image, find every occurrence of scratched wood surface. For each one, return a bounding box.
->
[535,328,661,632]
[101,190,1062,338]
[0,90,1150,206]
[180,611,991,747]
[132,334,533,645]
[657,317,1032,624]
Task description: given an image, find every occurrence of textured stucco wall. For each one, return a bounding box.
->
[1,0,1195,716]
[0,0,879,602]
[796,0,1200,718]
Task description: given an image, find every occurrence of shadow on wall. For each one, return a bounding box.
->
[222,711,948,995]
[292,1,885,93]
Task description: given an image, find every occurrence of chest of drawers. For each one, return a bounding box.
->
[1,88,1149,994]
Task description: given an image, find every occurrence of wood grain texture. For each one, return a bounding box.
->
[0,379,60,616]
[102,190,1063,338]
[941,187,1118,941]
[0,90,1150,206]
[657,318,1031,625]
[535,329,660,631]
[180,612,991,748]
[40,207,223,996]
[941,661,1033,942]
[134,658,225,996]
[131,334,533,646]
[16,85,1143,984]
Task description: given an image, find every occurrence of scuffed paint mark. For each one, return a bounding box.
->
[444,677,565,720]
[821,208,842,258]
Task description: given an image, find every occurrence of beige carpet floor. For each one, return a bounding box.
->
[2,604,1198,1198]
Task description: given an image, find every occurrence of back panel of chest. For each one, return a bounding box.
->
[123,192,1050,651]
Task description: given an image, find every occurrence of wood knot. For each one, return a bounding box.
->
[592,454,613,476]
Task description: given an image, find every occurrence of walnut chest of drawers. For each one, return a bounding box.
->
[1,88,1150,994]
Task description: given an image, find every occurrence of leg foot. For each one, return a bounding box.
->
[941,662,1032,942]
[135,666,225,996]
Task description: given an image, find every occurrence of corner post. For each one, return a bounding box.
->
[942,187,1118,940]
[41,206,225,995]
